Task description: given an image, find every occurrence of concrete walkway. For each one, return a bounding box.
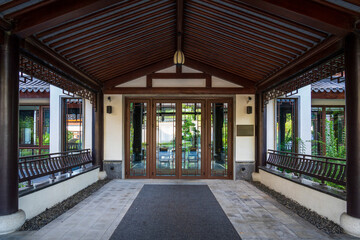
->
[0,179,358,240]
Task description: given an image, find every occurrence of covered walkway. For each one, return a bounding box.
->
[0,180,356,240]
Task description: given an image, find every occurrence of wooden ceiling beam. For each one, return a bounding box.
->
[104,87,255,95]
[22,37,102,90]
[238,0,357,35]
[149,73,209,79]
[257,36,344,91]
[103,58,174,89]
[185,58,256,89]
[11,0,121,37]
[176,0,184,51]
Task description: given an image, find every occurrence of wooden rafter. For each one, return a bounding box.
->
[257,36,343,90]
[9,0,122,37]
[22,37,102,90]
[238,0,358,35]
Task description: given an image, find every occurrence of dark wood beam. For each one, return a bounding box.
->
[103,58,174,89]
[149,73,209,79]
[22,37,102,91]
[311,91,345,99]
[10,0,121,37]
[185,58,256,89]
[104,87,255,95]
[176,0,184,50]
[257,36,343,91]
[238,0,357,35]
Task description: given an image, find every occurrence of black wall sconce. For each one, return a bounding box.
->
[247,106,252,114]
[107,97,112,114]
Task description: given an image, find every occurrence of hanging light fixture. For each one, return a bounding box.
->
[174,49,185,65]
[174,31,185,65]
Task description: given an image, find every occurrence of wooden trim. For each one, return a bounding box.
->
[124,97,234,179]
[19,91,50,98]
[311,91,345,99]
[105,87,254,95]
[149,73,209,79]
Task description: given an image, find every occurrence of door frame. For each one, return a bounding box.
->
[124,97,233,179]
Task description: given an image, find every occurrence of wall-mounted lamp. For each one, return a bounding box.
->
[107,97,112,114]
[247,96,252,104]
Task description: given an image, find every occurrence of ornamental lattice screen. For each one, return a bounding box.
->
[263,53,345,105]
[19,54,96,106]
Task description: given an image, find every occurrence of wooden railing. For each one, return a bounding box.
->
[266,150,346,186]
[19,149,93,184]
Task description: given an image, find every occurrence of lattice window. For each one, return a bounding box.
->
[264,53,345,105]
[19,55,96,106]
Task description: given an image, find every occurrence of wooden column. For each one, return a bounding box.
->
[255,92,267,172]
[344,33,360,219]
[93,91,104,171]
[0,33,19,216]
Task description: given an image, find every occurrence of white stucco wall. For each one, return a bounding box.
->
[104,94,123,161]
[235,95,255,162]
[258,170,346,224]
[49,85,93,153]
[295,85,312,155]
[19,168,99,219]
[311,98,345,106]
[266,99,275,152]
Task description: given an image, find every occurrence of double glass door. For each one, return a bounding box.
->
[125,98,232,179]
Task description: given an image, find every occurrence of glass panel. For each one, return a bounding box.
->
[276,99,297,152]
[311,107,323,155]
[19,149,39,157]
[64,99,83,151]
[210,103,228,177]
[42,107,50,146]
[156,103,176,176]
[181,103,202,176]
[19,106,39,146]
[325,107,346,158]
[40,149,50,155]
[129,102,147,176]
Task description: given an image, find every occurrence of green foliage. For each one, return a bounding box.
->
[312,120,346,159]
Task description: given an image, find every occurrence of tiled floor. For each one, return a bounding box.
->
[0,179,358,240]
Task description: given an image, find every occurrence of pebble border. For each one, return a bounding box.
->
[251,181,344,234]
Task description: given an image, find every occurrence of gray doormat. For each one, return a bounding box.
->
[110,184,241,240]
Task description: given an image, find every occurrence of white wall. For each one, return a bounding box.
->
[266,85,312,155]
[104,94,123,161]
[258,169,346,224]
[235,94,255,162]
[49,85,93,153]
[311,99,345,106]
[266,99,275,151]
[19,168,99,219]
[296,85,312,155]
[49,85,63,153]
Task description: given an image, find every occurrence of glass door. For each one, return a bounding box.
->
[154,102,177,177]
[180,102,204,177]
[126,101,149,178]
[207,100,233,178]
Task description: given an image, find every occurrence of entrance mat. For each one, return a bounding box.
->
[110,184,241,240]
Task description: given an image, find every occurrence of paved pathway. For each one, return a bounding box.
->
[0,179,358,240]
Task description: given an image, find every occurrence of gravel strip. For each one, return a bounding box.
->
[20,179,110,231]
[251,181,344,234]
